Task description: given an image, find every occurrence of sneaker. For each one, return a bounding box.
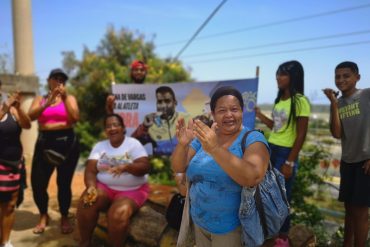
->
[274,237,290,247]
[0,242,13,247]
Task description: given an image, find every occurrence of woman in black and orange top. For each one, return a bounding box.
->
[28,68,80,234]
[0,88,31,247]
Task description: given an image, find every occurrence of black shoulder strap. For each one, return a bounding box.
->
[241,129,263,154]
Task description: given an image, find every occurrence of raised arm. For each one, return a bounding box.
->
[28,92,62,121]
[193,120,269,187]
[105,94,115,114]
[323,89,341,138]
[63,95,80,124]
[255,106,274,129]
[171,118,196,173]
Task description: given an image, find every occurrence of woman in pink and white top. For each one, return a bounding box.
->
[77,113,150,247]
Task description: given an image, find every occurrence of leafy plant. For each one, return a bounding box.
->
[62,26,192,156]
[291,144,329,226]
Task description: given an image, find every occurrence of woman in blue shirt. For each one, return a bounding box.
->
[171,86,270,247]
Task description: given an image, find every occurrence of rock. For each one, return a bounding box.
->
[289,224,316,247]
[129,205,168,247]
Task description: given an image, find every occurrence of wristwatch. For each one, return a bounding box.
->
[284,160,295,167]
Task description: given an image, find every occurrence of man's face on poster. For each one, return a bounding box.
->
[156,92,176,120]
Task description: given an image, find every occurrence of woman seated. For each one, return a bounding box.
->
[77,113,150,247]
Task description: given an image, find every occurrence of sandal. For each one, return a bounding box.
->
[61,217,73,234]
[32,215,49,234]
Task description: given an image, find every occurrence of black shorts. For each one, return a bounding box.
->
[338,160,370,207]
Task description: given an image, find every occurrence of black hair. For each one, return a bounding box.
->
[156,86,177,102]
[0,79,2,86]
[274,60,305,128]
[193,114,213,127]
[104,113,126,134]
[335,61,359,74]
[210,86,244,112]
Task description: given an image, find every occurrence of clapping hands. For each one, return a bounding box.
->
[176,118,195,146]
[193,119,219,155]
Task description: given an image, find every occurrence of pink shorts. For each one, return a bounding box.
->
[96,182,149,207]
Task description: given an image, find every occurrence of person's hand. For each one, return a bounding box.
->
[176,118,194,146]
[44,87,60,107]
[57,83,67,100]
[105,95,115,114]
[254,106,262,119]
[280,163,293,179]
[82,186,98,208]
[143,112,160,128]
[363,160,370,176]
[193,119,219,155]
[108,164,127,177]
[322,88,339,104]
[6,91,21,109]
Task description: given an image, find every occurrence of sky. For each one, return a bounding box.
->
[1,0,370,104]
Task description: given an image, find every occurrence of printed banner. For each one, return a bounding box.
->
[112,78,258,155]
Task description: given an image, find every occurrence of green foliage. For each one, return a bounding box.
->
[62,26,192,156]
[148,156,176,186]
[291,144,328,226]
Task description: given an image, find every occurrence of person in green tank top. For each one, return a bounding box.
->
[255,60,310,244]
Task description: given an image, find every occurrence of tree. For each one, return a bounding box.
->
[62,26,192,156]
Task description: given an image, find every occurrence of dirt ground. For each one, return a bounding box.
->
[10,169,84,247]
[9,166,175,247]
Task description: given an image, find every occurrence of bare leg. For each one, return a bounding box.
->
[343,202,355,247]
[107,198,138,247]
[0,190,19,244]
[352,205,369,247]
[77,189,110,247]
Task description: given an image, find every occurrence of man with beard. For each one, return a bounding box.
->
[106,60,147,114]
[132,86,190,156]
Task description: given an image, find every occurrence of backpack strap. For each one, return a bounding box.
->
[241,129,290,239]
[240,129,269,238]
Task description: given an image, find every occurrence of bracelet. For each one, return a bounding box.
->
[284,160,295,167]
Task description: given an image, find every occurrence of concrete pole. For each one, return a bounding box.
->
[12,0,35,75]
[12,0,38,166]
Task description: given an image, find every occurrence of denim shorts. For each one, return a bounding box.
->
[268,143,298,201]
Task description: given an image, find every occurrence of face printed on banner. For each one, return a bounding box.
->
[156,92,177,120]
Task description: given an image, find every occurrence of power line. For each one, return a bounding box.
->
[187,40,370,64]
[182,29,370,58]
[159,3,370,47]
[174,0,228,60]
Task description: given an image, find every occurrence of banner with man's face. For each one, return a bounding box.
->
[112,78,258,155]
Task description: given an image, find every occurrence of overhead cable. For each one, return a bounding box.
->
[187,40,370,64]
[159,3,370,47]
[174,0,228,60]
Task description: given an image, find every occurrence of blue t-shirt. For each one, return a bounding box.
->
[186,128,269,234]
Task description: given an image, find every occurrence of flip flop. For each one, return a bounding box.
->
[61,219,73,234]
[32,224,46,234]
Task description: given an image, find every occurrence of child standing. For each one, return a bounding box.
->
[323,61,370,247]
[255,60,310,243]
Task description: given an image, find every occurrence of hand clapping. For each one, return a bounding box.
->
[176,118,194,146]
[193,119,219,155]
